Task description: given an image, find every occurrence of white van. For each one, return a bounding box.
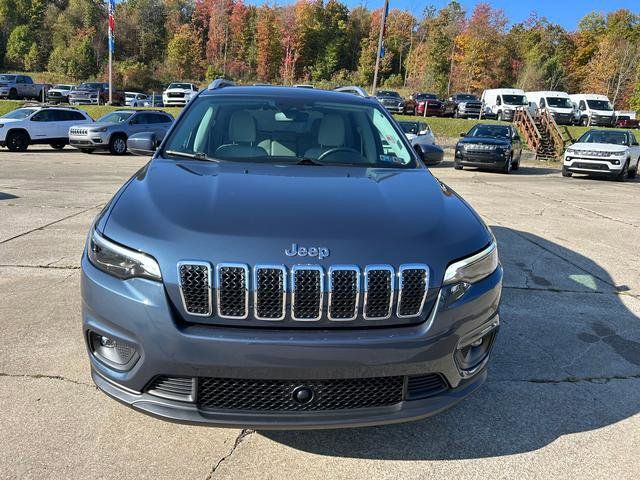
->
[568,94,615,127]
[526,91,575,125]
[480,88,527,121]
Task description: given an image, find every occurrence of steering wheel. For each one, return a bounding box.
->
[317,147,362,162]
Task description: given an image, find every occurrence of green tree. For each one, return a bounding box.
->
[5,24,30,69]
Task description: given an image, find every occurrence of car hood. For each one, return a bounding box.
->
[102,159,492,287]
[165,88,193,93]
[570,142,628,153]
[0,118,22,125]
[458,136,510,146]
[590,110,614,116]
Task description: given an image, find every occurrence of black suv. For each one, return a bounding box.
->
[455,123,523,173]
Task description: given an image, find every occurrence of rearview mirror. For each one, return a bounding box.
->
[128,132,160,156]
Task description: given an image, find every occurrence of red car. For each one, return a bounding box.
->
[412,93,446,117]
[615,116,639,129]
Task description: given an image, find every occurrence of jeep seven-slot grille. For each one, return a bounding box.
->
[292,267,323,320]
[177,263,431,324]
[217,264,248,318]
[364,267,394,319]
[398,266,429,317]
[328,267,359,320]
[178,263,211,316]
[254,266,286,320]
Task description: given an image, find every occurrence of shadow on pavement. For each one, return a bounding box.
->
[262,226,640,459]
[0,192,18,200]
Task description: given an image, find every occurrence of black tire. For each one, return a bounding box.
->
[6,130,29,152]
[497,111,503,122]
[562,166,572,177]
[615,161,629,182]
[581,116,589,127]
[78,148,95,154]
[454,162,463,170]
[512,160,520,171]
[109,134,127,155]
[8,88,18,100]
[502,154,513,174]
[628,167,637,179]
[49,142,65,150]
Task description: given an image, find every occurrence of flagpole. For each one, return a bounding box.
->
[108,0,114,104]
[371,0,389,96]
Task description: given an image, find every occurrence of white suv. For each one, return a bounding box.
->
[0,106,93,152]
[563,129,640,181]
[162,82,198,106]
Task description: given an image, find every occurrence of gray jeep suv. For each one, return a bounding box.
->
[81,82,502,429]
[69,110,173,155]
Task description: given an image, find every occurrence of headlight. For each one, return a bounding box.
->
[91,127,108,133]
[87,229,161,281]
[443,242,499,285]
[566,147,576,154]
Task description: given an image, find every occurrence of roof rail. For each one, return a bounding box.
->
[208,78,235,90]
[333,86,369,98]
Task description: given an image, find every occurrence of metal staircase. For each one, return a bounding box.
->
[514,108,573,160]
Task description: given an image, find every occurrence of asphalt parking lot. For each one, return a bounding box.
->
[1,147,639,479]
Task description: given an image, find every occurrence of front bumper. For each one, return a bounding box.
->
[381,105,404,114]
[82,254,502,429]
[588,115,615,127]
[563,156,624,175]
[69,96,99,105]
[69,133,109,149]
[455,149,510,169]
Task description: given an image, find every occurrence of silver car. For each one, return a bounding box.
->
[68,110,173,155]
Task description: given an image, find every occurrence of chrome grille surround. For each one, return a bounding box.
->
[327,265,360,321]
[253,264,287,321]
[216,263,249,319]
[363,265,395,320]
[291,265,324,321]
[397,264,429,319]
[177,261,212,316]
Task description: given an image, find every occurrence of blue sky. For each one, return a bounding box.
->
[264,0,638,31]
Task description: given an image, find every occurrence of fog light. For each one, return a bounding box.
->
[455,319,499,377]
[89,331,138,369]
[611,159,620,165]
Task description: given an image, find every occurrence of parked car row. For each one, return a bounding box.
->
[0,105,174,154]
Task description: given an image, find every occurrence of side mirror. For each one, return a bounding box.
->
[128,132,159,156]
[413,143,425,160]
[459,132,466,137]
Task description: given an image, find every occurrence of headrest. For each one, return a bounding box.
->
[229,111,256,143]
[318,114,345,147]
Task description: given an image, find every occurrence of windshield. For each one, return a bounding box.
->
[0,75,17,82]
[416,93,438,100]
[546,97,572,108]
[502,95,527,106]
[163,97,416,168]
[377,91,400,98]
[455,94,477,101]
[1,108,36,120]
[97,112,133,123]
[586,100,613,111]
[466,124,511,139]
[78,83,103,90]
[577,130,628,146]
[168,83,192,90]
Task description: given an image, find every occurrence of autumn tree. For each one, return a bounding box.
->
[255,4,282,81]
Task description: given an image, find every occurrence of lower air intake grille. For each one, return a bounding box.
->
[217,264,248,318]
[406,374,449,400]
[292,267,323,320]
[197,376,405,411]
[147,376,196,402]
[178,263,211,316]
[398,265,429,318]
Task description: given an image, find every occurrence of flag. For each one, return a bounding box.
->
[108,0,115,53]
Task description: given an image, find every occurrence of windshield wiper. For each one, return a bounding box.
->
[296,158,324,166]
[165,150,214,162]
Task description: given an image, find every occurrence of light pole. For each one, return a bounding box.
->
[108,0,115,104]
[371,0,389,96]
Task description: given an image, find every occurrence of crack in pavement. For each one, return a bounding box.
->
[0,264,80,270]
[205,429,254,479]
[0,372,95,389]
[0,204,103,244]
[494,373,640,385]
